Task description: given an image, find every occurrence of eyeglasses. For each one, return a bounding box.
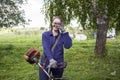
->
[53,22,61,25]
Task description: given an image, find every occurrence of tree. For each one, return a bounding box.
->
[0,0,26,28]
[43,0,120,56]
[91,0,109,56]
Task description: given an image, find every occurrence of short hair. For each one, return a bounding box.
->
[52,16,62,23]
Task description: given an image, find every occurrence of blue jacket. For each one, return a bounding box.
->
[41,30,72,65]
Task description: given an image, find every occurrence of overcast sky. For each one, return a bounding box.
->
[22,0,78,28]
[22,0,48,28]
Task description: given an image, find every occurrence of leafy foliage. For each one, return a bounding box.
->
[43,0,120,31]
[0,0,27,28]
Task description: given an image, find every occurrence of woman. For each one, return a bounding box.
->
[39,16,72,80]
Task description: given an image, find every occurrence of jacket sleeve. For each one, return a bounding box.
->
[62,32,72,49]
[42,33,53,60]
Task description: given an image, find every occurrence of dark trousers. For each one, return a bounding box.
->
[39,68,64,80]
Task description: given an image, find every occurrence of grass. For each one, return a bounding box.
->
[0,32,120,80]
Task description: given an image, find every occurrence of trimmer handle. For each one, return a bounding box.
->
[57,62,67,68]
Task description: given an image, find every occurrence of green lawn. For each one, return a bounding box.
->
[0,33,120,80]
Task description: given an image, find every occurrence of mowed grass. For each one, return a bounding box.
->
[0,33,120,80]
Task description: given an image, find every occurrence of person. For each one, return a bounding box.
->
[39,16,72,80]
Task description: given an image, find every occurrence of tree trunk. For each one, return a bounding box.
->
[92,0,109,56]
[94,15,108,56]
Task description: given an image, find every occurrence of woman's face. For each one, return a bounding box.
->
[52,18,61,31]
